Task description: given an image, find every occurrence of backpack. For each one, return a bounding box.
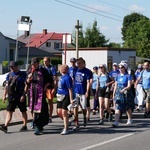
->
[7,72,22,95]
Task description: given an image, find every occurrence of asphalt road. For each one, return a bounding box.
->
[0,112,150,150]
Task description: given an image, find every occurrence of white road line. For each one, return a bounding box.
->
[79,133,134,150]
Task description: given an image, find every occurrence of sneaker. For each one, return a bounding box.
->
[112,121,119,127]
[0,125,7,133]
[30,121,34,129]
[108,114,113,122]
[126,119,133,125]
[92,111,96,115]
[19,126,28,132]
[68,119,74,126]
[49,118,52,123]
[34,127,41,135]
[60,129,69,135]
[99,119,104,125]
[72,125,80,131]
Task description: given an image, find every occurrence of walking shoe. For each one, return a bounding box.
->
[126,119,133,125]
[108,114,113,122]
[112,121,119,127]
[92,111,96,115]
[60,129,69,135]
[72,125,80,131]
[34,127,41,135]
[30,121,34,129]
[99,119,104,125]
[19,126,28,132]
[0,125,7,133]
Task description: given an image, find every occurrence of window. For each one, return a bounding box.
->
[46,42,51,47]
[54,42,61,49]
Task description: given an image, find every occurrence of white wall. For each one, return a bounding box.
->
[108,50,136,64]
[63,49,107,70]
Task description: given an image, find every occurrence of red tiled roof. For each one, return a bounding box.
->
[25,32,66,48]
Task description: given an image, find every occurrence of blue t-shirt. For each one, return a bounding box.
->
[75,67,92,94]
[68,66,78,79]
[139,70,150,89]
[116,73,132,88]
[45,65,57,76]
[109,70,120,79]
[57,74,72,95]
[92,73,99,89]
[98,73,111,88]
[135,71,142,84]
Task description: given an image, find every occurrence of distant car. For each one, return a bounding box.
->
[0,72,9,87]
[0,69,27,87]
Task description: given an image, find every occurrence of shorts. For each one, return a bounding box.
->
[57,95,70,110]
[99,87,110,99]
[143,89,150,103]
[76,94,87,109]
[7,96,27,112]
[46,89,54,100]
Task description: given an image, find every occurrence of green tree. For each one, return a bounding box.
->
[124,19,150,58]
[108,42,122,48]
[121,12,149,41]
[2,61,8,67]
[84,20,109,47]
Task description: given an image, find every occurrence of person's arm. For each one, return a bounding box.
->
[134,76,141,88]
[120,80,131,93]
[85,79,90,98]
[113,81,117,99]
[68,88,73,103]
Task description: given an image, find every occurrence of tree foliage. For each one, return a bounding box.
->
[123,16,150,58]
[72,20,109,48]
[121,12,149,41]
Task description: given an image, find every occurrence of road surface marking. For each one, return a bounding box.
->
[79,133,134,150]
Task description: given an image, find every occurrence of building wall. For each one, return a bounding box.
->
[39,40,62,53]
[0,34,9,63]
[108,50,136,70]
[63,49,108,70]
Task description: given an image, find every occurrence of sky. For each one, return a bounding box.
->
[0,0,150,44]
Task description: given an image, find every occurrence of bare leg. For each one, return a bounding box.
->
[5,111,13,127]
[21,111,27,126]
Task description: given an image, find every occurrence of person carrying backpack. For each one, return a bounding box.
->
[0,61,27,133]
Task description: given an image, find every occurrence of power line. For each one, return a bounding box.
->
[66,0,122,18]
[55,0,122,22]
[97,0,130,12]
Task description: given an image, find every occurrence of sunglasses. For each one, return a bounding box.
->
[99,66,103,69]
[119,67,124,69]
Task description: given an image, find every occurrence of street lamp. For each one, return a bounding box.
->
[15,16,32,69]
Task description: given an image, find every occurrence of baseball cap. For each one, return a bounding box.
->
[70,57,76,62]
[31,57,39,64]
[113,63,118,66]
[9,61,18,67]
[93,66,98,70]
[119,62,127,69]
[121,60,128,64]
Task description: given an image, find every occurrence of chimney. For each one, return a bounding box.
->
[24,31,29,38]
[43,29,47,35]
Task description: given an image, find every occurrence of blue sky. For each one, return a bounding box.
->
[0,0,150,43]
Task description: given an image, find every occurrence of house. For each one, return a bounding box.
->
[17,29,68,58]
[0,32,24,63]
[62,47,136,71]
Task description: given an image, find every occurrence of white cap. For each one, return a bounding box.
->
[119,62,127,69]
[113,63,118,66]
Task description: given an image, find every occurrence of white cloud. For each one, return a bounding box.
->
[100,26,108,30]
[87,4,111,12]
[129,4,145,12]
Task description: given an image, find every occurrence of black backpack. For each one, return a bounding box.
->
[7,72,23,95]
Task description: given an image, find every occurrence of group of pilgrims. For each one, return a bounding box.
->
[0,56,150,135]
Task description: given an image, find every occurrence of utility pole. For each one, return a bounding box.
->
[75,20,81,59]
